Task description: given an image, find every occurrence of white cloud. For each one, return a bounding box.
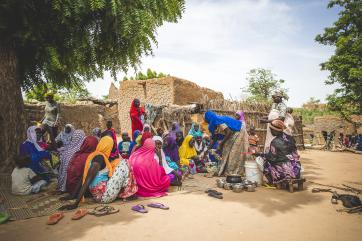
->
[86,0,337,107]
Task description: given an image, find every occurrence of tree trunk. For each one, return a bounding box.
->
[0,42,26,173]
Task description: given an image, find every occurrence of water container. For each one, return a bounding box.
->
[244,161,263,185]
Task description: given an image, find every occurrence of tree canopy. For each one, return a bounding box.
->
[123,68,169,80]
[315,0,362,119]
[0,0,185,90]
[243,68,288,102]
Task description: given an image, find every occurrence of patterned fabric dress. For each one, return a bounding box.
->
[57,130,85,192]
[263,133,301,184]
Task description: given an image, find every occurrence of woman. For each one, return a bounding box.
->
[102,120,119,160]
[57,129,85,192]
[20,126,52,180]
[176,131,184,147]
[188,123,203,138]
[169,122,181,139]
[55,124,75,147]
[129,130,141,154]
[153,136,182,186]
[60,136,137,210]
[284,108,295,136]
[66,136,98,195]
[235,111,245,122]
[163,134,180,165]
[179,135,198,175]
[130,99,145,137]
[129,139,170,197]
[262,120,301,184]
[204,111,249,176]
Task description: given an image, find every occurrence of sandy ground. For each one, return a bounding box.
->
[1,150,362,241]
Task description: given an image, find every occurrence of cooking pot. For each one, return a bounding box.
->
[232,183,244,193]
[226,174,242,184]
[224,183,233,190]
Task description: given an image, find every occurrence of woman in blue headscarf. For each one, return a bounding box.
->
[188,123,203,138]
[204,111,249,176]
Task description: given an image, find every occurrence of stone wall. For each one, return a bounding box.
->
[117,76,223,134]
[24,102,120,135]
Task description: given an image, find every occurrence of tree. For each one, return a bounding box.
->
[0,0,185,172]
[25,83,90,103]
[243,68,288,102]
[123,68,169,80]
[315,0,362,120]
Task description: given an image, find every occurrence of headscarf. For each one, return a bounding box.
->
[26,126,44,151]
[92,128,101,139]
[169,122,181,138]
[235,111,245,122]
[128,130,141,154]
[143,124,151,133]
[129,139,170,197]
[204,111,242,135]
[179,135,197,166]
[130,99,145,136]
[56,124,75,146]
[58,129,86,191]
[66,136,98,194]
[163,134,180,163]
[141,132,153,145]
[188,123,203,137]
[153,136,174,174]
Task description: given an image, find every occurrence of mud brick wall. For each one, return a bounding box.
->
[24,102,120,135]
[117,76,223,134]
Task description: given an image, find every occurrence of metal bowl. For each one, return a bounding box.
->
[226,174,242,184]
[232,183,244,193]
[224,183,233,190]
[217,181,225,188]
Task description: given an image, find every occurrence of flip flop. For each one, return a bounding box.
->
[147,203,170,210]
[205,189,223,196]
[89,206,119,217]
[208,192,223,199]
[132,205,148,213]
[46,212,64,225]
[71,209,88,220]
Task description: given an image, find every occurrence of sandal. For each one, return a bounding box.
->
[208,192,223,199]
[71,209,88,220]
[132,205,148,213]
[205,189,223,196]
[46,212,64,225]
[89,206,119,217]
[147,203,169,210]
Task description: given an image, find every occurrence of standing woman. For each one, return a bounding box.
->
[57,129,85,192]
[204,111,249,176]
[130,99,145,138]
[41,92,60,148]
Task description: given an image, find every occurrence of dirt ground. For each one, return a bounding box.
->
[1,150,361,241]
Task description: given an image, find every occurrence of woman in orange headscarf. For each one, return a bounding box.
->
[59,136,137,210]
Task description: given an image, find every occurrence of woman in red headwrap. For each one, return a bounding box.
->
[130,99,145,138]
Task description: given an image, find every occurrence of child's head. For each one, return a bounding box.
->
[121,132,129,141]
[15,155,30,168]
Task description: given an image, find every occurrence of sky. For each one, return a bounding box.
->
[86,0,341,107]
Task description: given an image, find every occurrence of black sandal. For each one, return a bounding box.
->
[208,192,223,199]
[205,189,223,196]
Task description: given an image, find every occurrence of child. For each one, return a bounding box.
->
[118,132,132,159]
[12,155,47,195]
[248,125,259,154]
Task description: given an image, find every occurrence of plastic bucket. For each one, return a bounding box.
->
[244,161,262,185]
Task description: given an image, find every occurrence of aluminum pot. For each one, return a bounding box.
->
[217,181,225,188]
[226,174,242,184]
[245,184,256,192]
[224,183,233,190]
[232,183,244,193]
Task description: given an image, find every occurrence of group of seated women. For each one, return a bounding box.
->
[12,102,303,206]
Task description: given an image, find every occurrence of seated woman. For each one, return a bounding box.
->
[179,135,199,175]
[169,122,181,139]
[66,136,98,195]
[204,111,249,176]
[262,120,301,184]
[176,131,184,147]
[101,120,119,161]
[163,134,180,166]
[188,123,203,137]
[129,139,170,198]
[56,127,85,192]
[60,136,137,210]
[153,136,182,186]
[20,126,52,181]
[129,130,142,154]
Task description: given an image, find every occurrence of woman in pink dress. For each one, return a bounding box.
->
[129,139,170,197]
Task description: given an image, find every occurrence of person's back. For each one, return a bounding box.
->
[12,166,35,195]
